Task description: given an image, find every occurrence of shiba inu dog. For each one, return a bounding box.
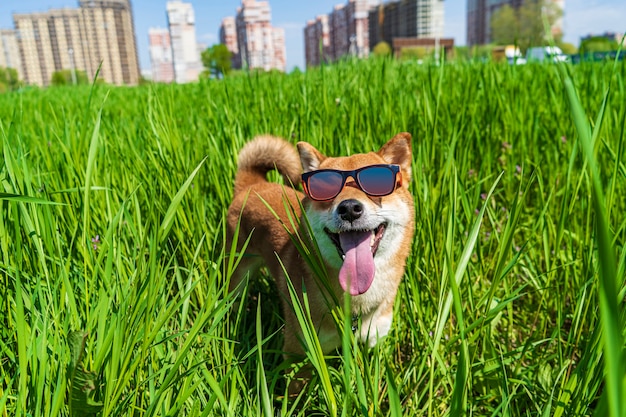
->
[226,133,415,387]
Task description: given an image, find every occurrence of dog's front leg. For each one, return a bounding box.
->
[358,306,394,348]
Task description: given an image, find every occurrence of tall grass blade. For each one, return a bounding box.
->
[386,360,402,417]
[256,297,273,417]
[429,172,503,414]
[0,193,65,205]
[560,65,624,417]
[67,331,103,416]
[159,156,207,243]
[282,264,337,417]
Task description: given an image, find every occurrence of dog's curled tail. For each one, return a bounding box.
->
[233,135,302,196]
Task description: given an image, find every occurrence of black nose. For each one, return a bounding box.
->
[337,199,363,222]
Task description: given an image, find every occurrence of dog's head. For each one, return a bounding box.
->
[297,133,415,296]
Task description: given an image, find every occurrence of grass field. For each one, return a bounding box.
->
[1,57,625,416]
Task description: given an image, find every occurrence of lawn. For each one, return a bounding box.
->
[0,57,625,416]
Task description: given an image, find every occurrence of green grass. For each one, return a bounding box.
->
[0,57,625,416]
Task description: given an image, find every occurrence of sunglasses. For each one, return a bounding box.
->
[301,164,402,201]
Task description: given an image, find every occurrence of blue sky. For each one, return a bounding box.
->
[1,0,624,72]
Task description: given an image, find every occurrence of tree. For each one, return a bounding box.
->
[201,44,232,79]
[0,67,21,93]
[558,42,577,55]
[490,0,563,51]
[372,41,392,57]
[580,36,619,54]
[51,69,89,86]
[490,5,518,46]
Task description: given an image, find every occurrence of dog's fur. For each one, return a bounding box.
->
[226,133,415,382]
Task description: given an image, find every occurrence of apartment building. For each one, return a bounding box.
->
[166,0,202,83]
[272,26,286,72]
[304,0,371,67]
[467,0,564,46]
[219,16,241,70]
[0,29,22,79]
[304,15,330,67]
[79,0,140,85]
[221,0,286,72]
[14,9,82,86]
[10,0,140,86]
[368,0,444,50]
[331,5,349,59]
[148,27,175,83]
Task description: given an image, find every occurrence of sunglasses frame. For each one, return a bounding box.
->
[301,164,402,202]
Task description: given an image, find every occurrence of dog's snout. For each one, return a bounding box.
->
[337,199,363,222]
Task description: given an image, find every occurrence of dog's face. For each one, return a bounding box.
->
[297,133,415,297]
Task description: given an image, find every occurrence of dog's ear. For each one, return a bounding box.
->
[378,132,413,180]
[297,142,326,172]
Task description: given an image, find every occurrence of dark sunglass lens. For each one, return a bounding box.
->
[358,166,395,196]
[308,171,344,200]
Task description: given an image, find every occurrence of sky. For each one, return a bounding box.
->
[0,0,624,73]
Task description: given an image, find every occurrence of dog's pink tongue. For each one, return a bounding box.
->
[338,231,375,296]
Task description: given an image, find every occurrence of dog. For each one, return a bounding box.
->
[226,133,415,389]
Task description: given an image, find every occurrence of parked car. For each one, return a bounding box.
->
[526,46,569,63]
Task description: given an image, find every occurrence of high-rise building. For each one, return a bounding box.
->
[14,9,83,86]
[304,0,372,67]
[166,0,202,83]
[272,25,286,72]
[221,0,286,72]
[219,16,241,69]
[304,15,330,67]
[78,0,140,85]
[148,27,175,83]
[368,0,444,50]
[0,29,22,79]
[467,0,564,46]
[11,0,140,86]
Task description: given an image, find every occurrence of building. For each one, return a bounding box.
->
[78,0,140,85]
[304,0,372,67]
[304,15,330,66]
[219,16,241,69]
[368,0,444,50]
[304,0,444,67]
[10,0,140,87]
[0,29,22,79]
[467,0,564,46]
[220,0,286,72]
[148,27,175,83]
[272,25,286,72]
[166,0,202,83]
[14,8,82,86]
